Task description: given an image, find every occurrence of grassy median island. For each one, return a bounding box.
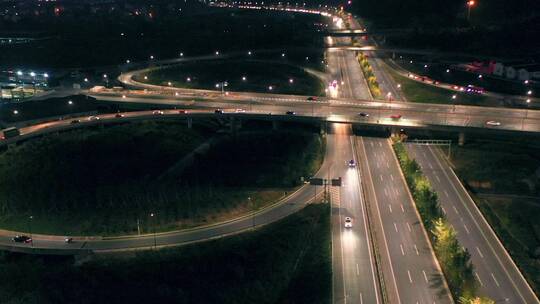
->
[136,59,325,96]
[384,65,499,106]
[0,203,331,303]
[0,121,324,236]
[449,140,540,295]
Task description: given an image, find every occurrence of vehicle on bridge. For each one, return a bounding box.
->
[1,127,20,139]
[286,111,296,115]
[12,235,32,243]
[390,114,402,120]
[348,159,356,167]
[486,120,501,126]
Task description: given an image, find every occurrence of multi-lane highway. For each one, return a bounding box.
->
[330,124,381,304]
[406,144,540,304]
[357,137,453,304]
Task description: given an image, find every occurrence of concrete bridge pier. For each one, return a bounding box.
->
[320,122,327,135]
[229,117,241,134]
[458,132,466,146]
[273,120,280,131]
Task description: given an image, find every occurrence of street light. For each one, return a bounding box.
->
[13,110,18,115]
[28,215,33,248]
[397,84,401,89]
[68,100,73,105]
[248,197,254,228]
[467,0,475,22]
[527,90,532,95]
[179,52,184,57]
[268,85,273,91]
[242,76,247,81]
[248,51,252,56]
[289,78,294,84]
[150,213,157,249]
[215,51,220,56]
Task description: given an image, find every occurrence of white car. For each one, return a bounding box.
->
[88,116,100,121]
[235,109,246,113]
[153,110,164,115]
[486,120,501,126]
[344,217,353,228]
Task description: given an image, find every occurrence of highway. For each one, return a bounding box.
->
[406,144,540,304]
[356,136,453,304]
[330,124,380,304]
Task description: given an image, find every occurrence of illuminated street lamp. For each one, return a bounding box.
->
[248,51,252,56]
[68,100,73,105]
[186,77,191,82]
[215,51,220,56]
[168,82,172,86]
[28,215,34,248]
[179,52,184,57]
[467,0,475,21]
[150,55,154,60]
[150,213,157,249]
[289,78,294,84]
[527,90,532,95]
[397,84,401,89]
[242,76,247,81]
[268,85,273,91]
[13,110,19,115]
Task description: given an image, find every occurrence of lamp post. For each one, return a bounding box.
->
[150,212,157,249]
[248,197,254,228]
[467,0,475,22]
[28,215,33,247]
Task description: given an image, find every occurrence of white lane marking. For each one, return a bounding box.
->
[400,204,405,213]
[464,224,471,234]
[379,142,382,147]
[376,162,380,169]
[441,206,447,215]
[390,174,394,181]
[389,205,393,213]
[453,206,459,214]
[407,270,413,283]
[406,222,412,232]
[428,163,433,169]
[384,188,388,197]
[386,162,390,168]
[423,152,427,157]
[356,263,360,276]
[423,270,428,283]
[394,222,398,232]
[414,244,419,255]
[380,175,383,182]
[491,273,500,287]
[475,272,484,287]
[400,244,405,255]
[360,293,363,304]
[444,190,450,198]
[370,142,374,147]
[476,247,484,258]
[435,174,441,182]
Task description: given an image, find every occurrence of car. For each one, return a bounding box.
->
[358,112,369,117]
[115,113,124,118]
[286,111,296,115]
[390,114,402,119]
[344,217,353,228]
[64,237,73,243]
[215,109,224,114]
[178,110,188,114]
[88,116,100,121]
[70,119,80,124]
[235,109,246,113]
[307,96,317,101]
[348,159,356,167]
[12,235,32,243]
[152,110,164,115]
[486,120,501,126]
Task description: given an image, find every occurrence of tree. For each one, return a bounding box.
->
[459,296,495,304]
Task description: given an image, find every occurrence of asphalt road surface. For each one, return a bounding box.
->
[357,136,453,304]
[406,144,540,304]
[330,124,381,304]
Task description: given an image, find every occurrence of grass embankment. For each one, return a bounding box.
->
[393,141,492,303]
[384,65,498,106]
[0,121,324,235]
[136,59,325,96]
[0,203,331,304]
[450,140,540,295]
[357,52,382,98]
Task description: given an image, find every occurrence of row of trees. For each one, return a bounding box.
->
[393,142,493,304]
[357,52,382,98]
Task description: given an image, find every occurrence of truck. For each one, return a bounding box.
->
[2,127,20,139]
